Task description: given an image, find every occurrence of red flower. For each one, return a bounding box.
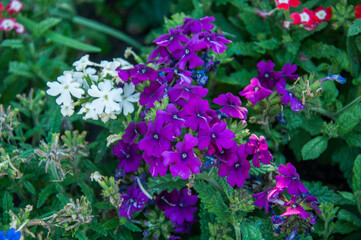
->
[314,6,333,22]
[290,8,317,25]
[6,0,24,15]
[276,0,300,11]
[355,4,361,19]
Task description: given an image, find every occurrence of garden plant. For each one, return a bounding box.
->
[1,0,361,239]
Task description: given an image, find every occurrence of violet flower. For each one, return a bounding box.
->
[281,196,310,220]
[202,54,220,72]
[123,121,147,143]
[182,98,212,130]
[198,32,232,53]
[275,163,308,195]
[156,104,186,136]
[253,187,284,213]
[182,16,215,35]
[138,117,175,157]
[218,144,251,187]
[245,134,273,168]
[148,46,172,64]
[213,141,238,165]
[168,82,208,105]
[198,122,236,152]
[113,141,142,173]
[156,189,178,211]
[153,27,189,52]
[306,195,322,215]
[127,64,159,85]
[162,133,201,180]
[256,60,282,89]
[276,85,305,112]
[213,92,248,120]
[271,216,285,234]
[139,81,166,109]
[143,153,168,177]
[239,78,274,105]
[281,63,298,81]
[119,185,149,219]
[192,70,208,86]
[0,228,21,240]
[162,67,193,84]
[172,35,206,70]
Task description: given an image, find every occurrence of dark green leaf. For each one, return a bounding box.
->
[240,221,263,240]
[301,136,328,160]
[348,19,361,37]
[352,155,361,193]
[337,103,361,134]
[37,184,56,208]
[33,17,61,36]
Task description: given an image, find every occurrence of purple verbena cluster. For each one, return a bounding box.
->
[253,163,321,237]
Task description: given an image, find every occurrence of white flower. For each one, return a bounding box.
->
[46,72,84,105]
[79,103,99,120]
[73,68,99,89]
[114,58,133,69]
[100,61,121,78]
[117,82,140,116]
[99,112,116,123]
[88,80,123,114]
[61,103,75,117]
[73,55,95,71]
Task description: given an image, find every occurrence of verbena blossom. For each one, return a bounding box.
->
[148,46,172,64]
[88,80,123,114]
[319,74,347,84]
[138,117,175,157]
[198,122,236,153]
[113,141,142,173]
[99,60,121,78]
[162,68,193,84]
[276,85,305,112]
[0,228,21,240]
[143,153,168,177]
[153,27,189,52]
[213,93,248,119]
[167,82,208,105]
[290,8,316,25]
[213,142,238,165]
[276,0,300,10]
[162,133,201,180]
[172,35,206,70]
[218,144,251,187]
[275,163,308,195]
[73,55,95,71]
[182,16,215,34]
[314,7,333,22]
[6,0,24,14]
[119,185,149,219]
[117,82,140,116]
[139,82,166,109]
[122,121,147,143]
[156,104,186,136]
[356,4,361,19]
[198,32,232,54]
[118,64,159,85]
[245,134,273,168]
[253,187,284,213]
[192,70,208,86]
[239,78,274,105]
[182,98,212,130]
[281,63,298,81]
[281,196,310,220]
[257,60,282,90]
[306,195,322,215]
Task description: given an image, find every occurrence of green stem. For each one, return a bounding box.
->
[335,95,361,116]
[233,222,241,240]
[310,107,337,120]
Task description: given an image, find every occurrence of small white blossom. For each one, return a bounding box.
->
[99,112,117,123]
[114,58,133,69]
[73,68,99,89]
[100,61,121,78]
[47,72,84,105]
[117,83,140,116]
[73,55,95,71]
[61,103,74,117]
[90,171,103,183]
[88,80,123,114]
[79,103,99,120]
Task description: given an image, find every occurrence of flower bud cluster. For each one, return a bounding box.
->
[0,0,25,34]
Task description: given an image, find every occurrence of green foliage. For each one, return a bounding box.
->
[147,174,188,193]
[301,136,329,160]
[240,221,263,240]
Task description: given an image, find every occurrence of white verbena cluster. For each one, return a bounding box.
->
[46,55,139,122]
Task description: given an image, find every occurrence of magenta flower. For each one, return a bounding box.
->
[198,32,232,53]
[218,144,251,187]
[182,16,215,34]
[173,35,206,70]
[253,187,284,213]
[245,134,273,168]
[138,118,175,157]
[113,141,142,173]
[276,85,305,112]
[122,121,147,143]
[162,67,193,84]
[256,60,282,90]
[281,63,298,81]
[129,64,159,85]
[153,27,189,52]
[213,93,248,120]
[162,133,201,180]
[276,163,308,195]
[214,142,239,165]
[306,195,322,215]
[148,46,172,64]
[156,104,186,136]
[198,122,236,152]
[167,82,208,106]
[239,78,274,105]
[143,153,168,177]
[139,82,166,109]
[182,98,212,130]
[119,185,149,219]
[281,196,310,220]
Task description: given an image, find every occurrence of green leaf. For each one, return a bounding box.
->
[344,132,361,148]
[37,184,56,208]
[2,192,14,212]
[104,218,119,230]
[303,181,344,204]
[123,222,142,232]
[9,61,34,78]
[248,163,276,176]
[334,220,357,235]
[78,182,95,202]
[216,69,257,86]
[337,209,361,227]
[321,81,339,106]
[22,180,36,195]
[148,174,187,194]
[89,222,108,236]
[338,191,356,205]
[74,231,88,240]
[0,39,24,49]
[332,146,356,186]
[240,221,263,240]
[336,103,361,134]
[94,201,114,210]
[301,136,328,160]
[348,19,361,37]
[33,17,61,36]
[56,193,70,205]
[347,35,360,76]
[352,155,361,193]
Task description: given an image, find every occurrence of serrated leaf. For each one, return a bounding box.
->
[337,209,361,227]
[334,220,357,235]
[104,218,119,230]
[37,184,56,208]
[148,174,187,194]
[352,155,361,193]
[94,201,114,210]
[347,35,360,76]
[332,146,356,186]
[33,17,61,36]
[240,221,263,240]
[301,136,328,160]
[344,132,361,148]
[0,39,24,48]
[321,81,339,106]
[2,192,14,212]
[123,222,142,232]
[22,180,36,195]
[248,163,276,176]
[338,191,356,205]
[303,181,344,204]
[336,103,361,134]
[216,69,257,86]
[89,222,108,236]
[74,231,88,240]
[348,19,361,37]
[56,193,70,205]
[78,182,95,202]
[8,61,34,78]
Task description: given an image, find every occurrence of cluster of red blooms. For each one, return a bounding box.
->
[0,0,25,34]
[356,4,361,19]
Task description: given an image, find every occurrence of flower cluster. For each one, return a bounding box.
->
[240,60,304,112]
[0,0,25,34]
[118,185,149,219]
[155,189,198,234]
[46,55,139,122]
[290,6,333,30]
[253,163,321,237]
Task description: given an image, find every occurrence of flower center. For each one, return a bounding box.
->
[211,133,216,139]
[169,35,174,41]
[197,74,202,78]
[153,134,159,140]
[179,203,184,207]
[254,87,259,92]
[206,37,211,41]
[316,10,326,20]
[174,69,178,74]
[292,176,298,180]
[141,68,147,74]
[182,153,187,159]
[235,163,240,168]
[125,154,130,159]
[184,87,190,92]
[185,49,190,54]
[265,73,269,78]
[173,114,179,120]
[292,204,297,209]
[278,0,289,4]
[300,12,310,22]
[103,94,109,100]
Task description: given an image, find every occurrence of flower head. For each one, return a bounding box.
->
[0,18,16,32]
[143,153,168,177]
[290,8,316,25]
[119,185,149,219]
[314,7,333,22]
[356,4,361,19]
[275,163,308,195]
[198,122,236,153]
[198,32,231,54]
[182,98,212,130]
[156,104,186,136]
[73,55,95,71]
[88,80,123,114]
[113,141,142,173]
[281,196,310,220]
[122,121,147,143]
[276,0,300,11]
[153,27,189,52]
[276,85,305,112]
[139,82,166,109]
[128,64,159,85]
[239,78,274,105]
[281,63,298,81]
[256,60,282,89]
[173,35,206,70]
[6,0,24,14]
[0,228,21,240]
[245,134,273,168]
[118,82,140,115]
[168,82,208,105]
[213,93,248,120]
[182,16,215,34]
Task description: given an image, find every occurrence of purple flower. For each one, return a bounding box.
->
[153,27,189,52]
[245,134,273,168]
[123,121,147,143]
[119,185,149,219]
[158,189,198,225]
[156,190,178,211]
[239,78,274,105]
[127,64,159,85]
[281,63,298,81]
[198,122,236,152]
[162,67,193,84]
[275,163,308,195]
[139,82,166,109]
[319,74,346,84]
[138,117,175,157]
[202,54,220,72]
[182,16,215,35]
[218,144,251,187]
[143,153,168,177]
[113,141,142,173]
[192,70,208,86]
[0,228,21,240]
[182,98,212,130]
[213,93,248,120]
[281,196,310,220]
[162,133,201,180]
[276,85,305,112]
[213,142,238,165]
[173,35,206,70]
[253,187,284,213]
[256,60,282,89]
[156,104,186,136]
[168,82,208,106]
[198,32,232,53]
[173,219,196,234]
[148,46,172,64]
[306,195,322,215]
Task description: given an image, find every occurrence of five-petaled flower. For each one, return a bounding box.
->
[276,162,309,195]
